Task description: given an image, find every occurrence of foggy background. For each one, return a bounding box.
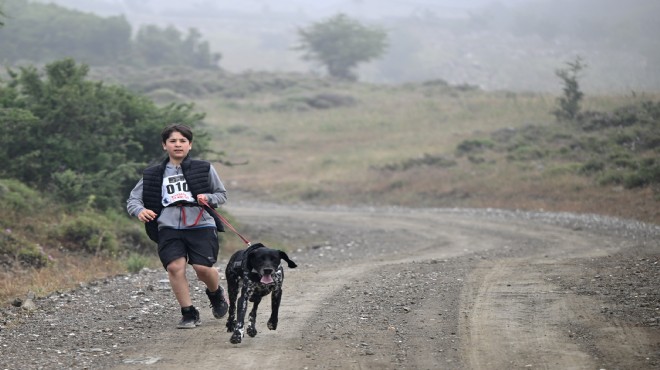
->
[22,0,660,92]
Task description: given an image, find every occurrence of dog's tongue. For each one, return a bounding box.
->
[260,274,274,284]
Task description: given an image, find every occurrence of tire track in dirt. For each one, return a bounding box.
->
[110,204,658,369]
[462,258,595,369]
[462,255,660,370]
[460,224,659,370]
[113,205,504,369]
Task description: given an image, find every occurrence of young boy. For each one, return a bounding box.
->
[127,124,229,328]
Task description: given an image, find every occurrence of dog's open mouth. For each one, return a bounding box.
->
[260,274,274,284]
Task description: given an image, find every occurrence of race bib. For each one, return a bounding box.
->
[162,174,195,206]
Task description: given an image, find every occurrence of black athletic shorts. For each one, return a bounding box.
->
[157,227,219,270]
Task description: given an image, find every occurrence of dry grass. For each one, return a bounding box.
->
[200,87,659,225]
[0,254,127,305]
[445,168,659,223]
[202,89,554,187]
[0,232,254,305]
[5,82,656,305]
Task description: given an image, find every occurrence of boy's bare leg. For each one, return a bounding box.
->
[167,257,192,307]
[193,264,220,291]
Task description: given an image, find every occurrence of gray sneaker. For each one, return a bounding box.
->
[206,286,229,319]
[177,306,201,329]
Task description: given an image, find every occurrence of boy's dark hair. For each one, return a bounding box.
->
[161,124,193,143]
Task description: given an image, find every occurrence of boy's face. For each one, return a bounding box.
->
[163,131,192,162]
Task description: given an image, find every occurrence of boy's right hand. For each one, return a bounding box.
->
[137,209,157,223]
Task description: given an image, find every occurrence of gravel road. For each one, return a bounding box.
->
[1,202,658,369]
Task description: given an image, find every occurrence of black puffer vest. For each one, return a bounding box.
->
[142,156,225,243]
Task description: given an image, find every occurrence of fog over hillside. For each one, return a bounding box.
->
[34,0,526,19]
[32,0,660,92]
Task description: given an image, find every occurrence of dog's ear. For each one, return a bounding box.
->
[279,251,297,268]
[244,251,256,272]
[243,243,265,272]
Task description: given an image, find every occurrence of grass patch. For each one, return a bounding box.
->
[2,70,659,306]
[199,81,659,224]
[0,254,126,304]
[125,253,156,274]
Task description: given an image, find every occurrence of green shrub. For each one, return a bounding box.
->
[271,93,356,111]
[117,223,154,253]
[507,145,546,161]
[0,179,43,214]
[578,101,660,131]
[597,170,625,186]
[125,253,151,273]
[467,155,487,164]
[580,160,605,174]
[568,136,605,154]
[0,230,50,269]
[54,213,119,255]
[18,246,51,268]
[624,158,660,189]
[456,139,495,156]
[304,93,357,109]
[608,152,638,169]
[0,59,208,212]
[379,153,457,171]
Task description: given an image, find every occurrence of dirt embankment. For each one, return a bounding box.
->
[1,202,658,369]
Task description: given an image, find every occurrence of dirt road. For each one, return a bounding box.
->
[2,203,659,369]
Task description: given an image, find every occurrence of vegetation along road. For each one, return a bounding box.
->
[1,201,658,369]
[1,2,659,369]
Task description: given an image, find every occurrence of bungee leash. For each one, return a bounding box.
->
[197,198,251,246]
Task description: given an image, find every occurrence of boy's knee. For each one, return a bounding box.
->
[166,258,186,275]
[192,264,216,276]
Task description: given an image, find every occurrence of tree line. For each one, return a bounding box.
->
[0,0,220,69]
[0,0,389,81]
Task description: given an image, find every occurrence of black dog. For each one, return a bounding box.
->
[225,243,297,344]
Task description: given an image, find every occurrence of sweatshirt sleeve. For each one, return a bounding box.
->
[126,178,146,217]
[203,165,227,207]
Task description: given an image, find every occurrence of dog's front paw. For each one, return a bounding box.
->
[247,326,257,337]
[267,319,278,330]
[230,330,243,344]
